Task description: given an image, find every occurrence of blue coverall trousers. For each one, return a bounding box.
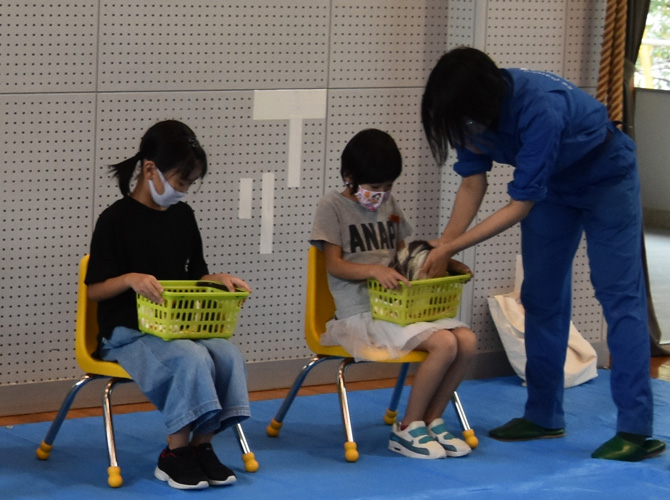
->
[519,127,653,436]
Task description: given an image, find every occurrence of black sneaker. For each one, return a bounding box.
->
[154,446,209,490]
[194,443,237,486]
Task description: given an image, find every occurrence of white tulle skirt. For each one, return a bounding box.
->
[320,312,468,362]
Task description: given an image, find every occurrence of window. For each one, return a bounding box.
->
[636,1,670,90]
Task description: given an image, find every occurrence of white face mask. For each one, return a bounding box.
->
[148,169,187,207]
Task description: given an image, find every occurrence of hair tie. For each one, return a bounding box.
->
[188,137,201,149]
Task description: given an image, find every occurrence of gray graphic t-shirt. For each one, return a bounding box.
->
[310,190,412,318]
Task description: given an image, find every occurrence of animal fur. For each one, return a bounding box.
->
[392,240,435,280]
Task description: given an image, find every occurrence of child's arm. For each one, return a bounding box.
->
[88,273,164,304]
[202,273,252,293]
[323,241,411,289]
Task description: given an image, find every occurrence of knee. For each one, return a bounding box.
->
[424,330,457,362]
[205,339,247,369]
[452,327,477,360]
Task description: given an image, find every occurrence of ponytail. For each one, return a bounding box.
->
[109,152,142,196]
[107,120,208,196]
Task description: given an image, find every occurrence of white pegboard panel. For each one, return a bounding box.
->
[486,0,567,74]
[0,1,98,94]
[329,0,449,89]
[0,0,614,392]
[0,94,96,384]
[95,92,326,363]
[447,0,478,49]
[563,1,606,87]
[325,88,442,241]
[97,1,330,92]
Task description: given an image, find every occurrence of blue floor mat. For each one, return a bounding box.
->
[1,369,670,500]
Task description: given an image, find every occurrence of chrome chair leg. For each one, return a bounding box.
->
[102,377,130,487]
[36,374,97,460]
[337,357,360,462]
[452,391,478,448]
[235,423,259,472]
[452,391,470,431]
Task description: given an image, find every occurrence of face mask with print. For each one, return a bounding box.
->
[148,168,187,207]
[354,186,391,212]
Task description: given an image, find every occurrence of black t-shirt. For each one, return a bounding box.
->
[86,196,209,339]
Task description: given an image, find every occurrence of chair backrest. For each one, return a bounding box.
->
[304,246,343,355]
[75,255,130,378]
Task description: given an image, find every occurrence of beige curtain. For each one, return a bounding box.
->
[596,0,668,355]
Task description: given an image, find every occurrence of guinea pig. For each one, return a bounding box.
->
[392,240,435,281]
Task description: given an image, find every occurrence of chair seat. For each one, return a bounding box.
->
[313,343,427,364]
[77,356,132,380]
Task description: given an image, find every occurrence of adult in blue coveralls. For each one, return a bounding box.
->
[420,46,665,461]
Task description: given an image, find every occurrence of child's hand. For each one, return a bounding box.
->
[370,265,411,289]
[128,273,164,304]
[207,273,252,293]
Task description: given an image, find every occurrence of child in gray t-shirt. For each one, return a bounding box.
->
[309,129,476,460]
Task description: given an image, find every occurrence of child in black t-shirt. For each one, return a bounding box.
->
[86,120,252,490]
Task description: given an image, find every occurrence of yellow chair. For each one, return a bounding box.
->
[266,246,477,462]
[36,255,259,487]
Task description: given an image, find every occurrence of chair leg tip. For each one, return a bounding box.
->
[243,452,259,472]
[107,466,123,487]
[463,429,479,449]
[266,419,282,437]
[344,441,359,462]
[36,442,53,460]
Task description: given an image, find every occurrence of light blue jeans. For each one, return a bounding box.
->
[100,326,250,436]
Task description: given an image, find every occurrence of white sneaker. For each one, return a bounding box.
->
[389,421,447,459]
[427,418,472,457]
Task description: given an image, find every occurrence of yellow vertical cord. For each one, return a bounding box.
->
[596,0,627,125]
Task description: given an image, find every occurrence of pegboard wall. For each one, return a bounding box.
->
[1,1,608,395]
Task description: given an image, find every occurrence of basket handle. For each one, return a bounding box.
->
[195,280,249,294]
[195,280,231,292]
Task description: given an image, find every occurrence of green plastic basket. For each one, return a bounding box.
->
[137,281,250,341]
[368,274,469,326]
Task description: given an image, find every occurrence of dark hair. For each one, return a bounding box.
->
[109,120,208,195]
[340,129,402,193]
[422,47,508,166]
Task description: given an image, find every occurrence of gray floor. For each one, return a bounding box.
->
[645,227,670,344]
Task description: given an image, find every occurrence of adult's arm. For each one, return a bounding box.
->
[423,173,534,277]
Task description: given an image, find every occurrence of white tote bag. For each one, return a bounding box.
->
[488,256,598,388]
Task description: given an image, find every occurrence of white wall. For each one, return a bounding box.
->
[636,89,670,225]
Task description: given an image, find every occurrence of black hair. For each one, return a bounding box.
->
[109,120,208,195]
[421,47,508,166]
[340,128,402,193]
